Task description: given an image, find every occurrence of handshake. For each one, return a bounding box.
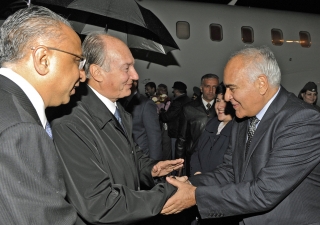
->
[161,175,197,215]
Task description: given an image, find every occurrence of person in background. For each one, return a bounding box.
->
[51,32,184,225]
[190,82,235,176]
[0,6,86,224]
[120,80,163,160]
[297,81,320,112]
[145,81,157,99]
[157,83,172,160]
[175,74,219,176]
[159,81,192,161]
[192,86,201,100]
[161,46,320,225]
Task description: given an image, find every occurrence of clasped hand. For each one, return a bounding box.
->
[161,176,197,215]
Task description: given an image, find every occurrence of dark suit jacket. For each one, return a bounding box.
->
[190,117,233,175]
[121,92,162,160]
[0,75,76,224]
[159,94,192,138]
[51,83,176,225]
[176,97,216,159]
[189,87,320,225]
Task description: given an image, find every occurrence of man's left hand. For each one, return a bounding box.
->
[151,159,184,177]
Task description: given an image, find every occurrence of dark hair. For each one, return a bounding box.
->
[215,82,235,118]
[200,74,219,85]
[158,83,167,90]
[297,81,318,105]
[145,82,156,90]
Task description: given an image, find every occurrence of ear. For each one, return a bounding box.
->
[256,74,268,95]
[32,46,50,76]
[89,64,104,82]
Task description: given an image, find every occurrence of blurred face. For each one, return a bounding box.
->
[302,90,317,104]
[145,86,156,97]
[215,93,232,123]
[46,24,86,106]
[201,78,219,102]
[100,38,139,102]
[157,87,167,95]
[223,56,263,118]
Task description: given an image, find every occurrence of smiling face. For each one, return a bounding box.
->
[215,93,232,123]
[98,37,139,102]
[223,56,264,118]
[302,90,317,104]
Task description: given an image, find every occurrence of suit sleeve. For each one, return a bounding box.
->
[52,122,176,225]
[191,108,320,218]
[143,100,163,160]
[0,123,76,224]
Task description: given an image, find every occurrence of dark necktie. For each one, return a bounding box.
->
[45,121,53,139]
[206,103,211,110]
[245,116,260,157]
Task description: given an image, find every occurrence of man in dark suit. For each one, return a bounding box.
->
[159,81,192,160]
[51,32,184,224]
[161,46,320,225]
[120,80,163,160]
[176,74,219,175]
[0,6,86,224]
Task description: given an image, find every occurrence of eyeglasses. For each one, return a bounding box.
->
[31,46,86,70]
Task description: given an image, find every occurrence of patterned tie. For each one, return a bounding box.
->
[245,116,260,157]
[45,121,53,139]
[206,103,211,111]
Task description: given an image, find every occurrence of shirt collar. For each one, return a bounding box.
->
[88,85,117,114]
[256,86,281,122]
[0,67,47,128]
[201,95,215,106]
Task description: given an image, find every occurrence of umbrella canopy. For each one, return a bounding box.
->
[30,0,179,54]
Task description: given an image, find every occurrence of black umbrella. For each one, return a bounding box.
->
[29,0,179,54]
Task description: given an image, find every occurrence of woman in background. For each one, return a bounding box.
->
[297,81,320,112]
[190,82,235,175]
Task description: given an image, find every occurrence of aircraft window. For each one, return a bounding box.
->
[210,24,223,41]
[299,31,311,48]
[271,29,283,46]
[241,26,254,43]
[176,21,190,39]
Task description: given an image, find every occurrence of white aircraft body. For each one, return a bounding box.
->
[134,0,320,104]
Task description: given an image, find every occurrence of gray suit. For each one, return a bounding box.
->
[189,87,320,225]
[121,91,163,160]
[0,75,76,224]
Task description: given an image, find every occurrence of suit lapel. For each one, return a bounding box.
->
[0,75,41,126]
[241,87,289,180]
[236,119,248,181]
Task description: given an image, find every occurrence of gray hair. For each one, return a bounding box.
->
[230,46,281,87]
[0,6,71,67]
[200,73,219,86]
[82,31,110,78]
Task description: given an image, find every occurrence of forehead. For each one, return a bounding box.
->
[223,56,245,85]
[306,90,317,94]
[202,78,219,85]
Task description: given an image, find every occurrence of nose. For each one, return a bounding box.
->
[224,88,232,101]
[79,70,86,82]
[130,67,139,80]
